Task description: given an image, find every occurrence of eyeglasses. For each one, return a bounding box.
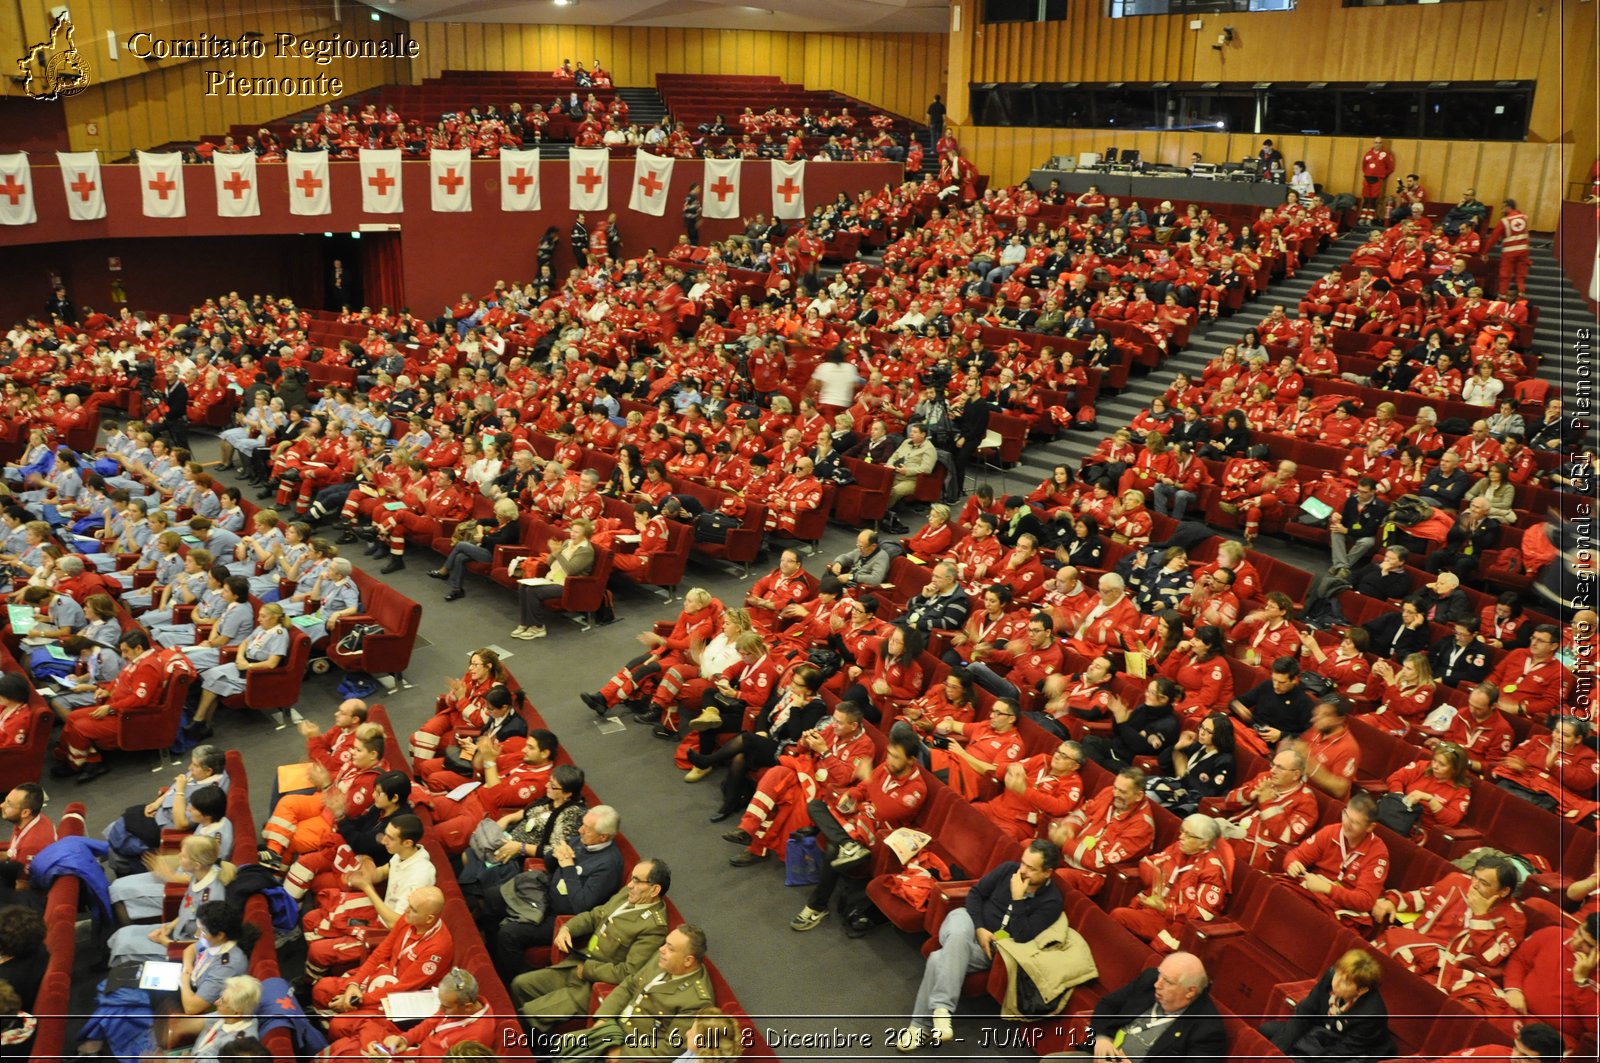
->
[991,709,1016,718]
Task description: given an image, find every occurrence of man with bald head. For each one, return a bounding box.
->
[1071,951,1226,1059]
[312,885,455,1038]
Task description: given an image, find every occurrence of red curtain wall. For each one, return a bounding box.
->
[0,160,901,316]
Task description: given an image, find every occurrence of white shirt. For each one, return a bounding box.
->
[383,846,437,915]
[811,361,861,408]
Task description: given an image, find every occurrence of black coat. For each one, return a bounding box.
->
[1263,966,1395,1063]
[1362,612,1430,661]
[1092,967,1229,1062]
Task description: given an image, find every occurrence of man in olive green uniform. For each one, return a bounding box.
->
[555,924,716,1059]
[511,859,672,1030]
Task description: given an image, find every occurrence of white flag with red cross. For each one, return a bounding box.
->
[569,148,609,212]
[137,151,186,218]
[628,151,674,217]
[0,154,35,226]
[430,149,472,212]
[500,149,542,211]
[286,151,331,216]
[359,148,403,214]
[57,152,105,221]
[771,159,805,220]
[213,151,259,218]
[703,157,741,220]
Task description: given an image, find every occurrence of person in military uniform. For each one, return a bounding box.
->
[511,859,673,1031]
[554,924,716,1060]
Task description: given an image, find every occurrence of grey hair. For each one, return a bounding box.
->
[589,804,621,836]
[221,975,262,1014]
[440,967,480,1003]
[330,557,353,577]
[1182,814,1222,844]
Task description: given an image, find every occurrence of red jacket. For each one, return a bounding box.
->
[980,756,1083,839]
[1486,651,1570,721]
[1283,822,1391,916]
[833,763,929,845]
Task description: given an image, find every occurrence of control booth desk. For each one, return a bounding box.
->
[1027,168,1290,209]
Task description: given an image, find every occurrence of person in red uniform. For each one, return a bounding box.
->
[1382,744,1473,836]
[1496,915,1600,1053]
[583,589,721,716]
[1230,591,1302,667]
[1420,1023,1565,1062]
[1048,767,1157,896]
[0,675,38,756]
[929,699,1027,802]
[319,966,493,1062]
[55,630,167,777]
[1065,573,1141,656]
[790,733,931,931]
[1225,459,1301,546]
[0,782,55,879]
[372,467,475,574]
[408,649,508,764]
[1109,813,1231,952]
[1281,793,1390,931]
[742,549,818,631]
[1483,199,1531,300]
[1373,855,1526,987]
[1296,697,1361,799]
[764,457,826,534]
[1492,715,1600,822]
[1486,625,1570,722]
[311,886,454,1039]
[1419,681,1515,775]
[1207,746,1320,871]
[724,702,874,866]
[607,503,673,580]
[1360,138,1396,223]
[261,725,383,864]
[977,739,1085,842]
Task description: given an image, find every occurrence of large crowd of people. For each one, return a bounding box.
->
[170,61,925,167]
[0,115,1592,1063]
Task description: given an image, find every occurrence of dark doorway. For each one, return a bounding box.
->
[324,233,364,312]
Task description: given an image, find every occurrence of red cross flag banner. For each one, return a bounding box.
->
[359,148,403,214]
[56,152,105,221]
[212,151,259,218]
[771,159,805,220]
[628,151,674,218]
[137,151,186,219]
[702,157,741,220]
[286,151,331,216]
[500,148,541,211]
[0,154,35,226]
[569,147,609,212]
[430,149,472,213]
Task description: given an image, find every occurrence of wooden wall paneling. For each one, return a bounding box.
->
[1410,140,1452,203]
[574,25,599,74]
[1471,1,1506,84]
[445,23,467,75]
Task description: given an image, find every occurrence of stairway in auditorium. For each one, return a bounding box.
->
[1000,233,1597,494]
[1004,230,1364,492]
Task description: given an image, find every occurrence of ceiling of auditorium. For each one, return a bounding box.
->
[365,0,951,35]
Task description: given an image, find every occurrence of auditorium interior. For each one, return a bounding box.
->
[0,0,1597,1059]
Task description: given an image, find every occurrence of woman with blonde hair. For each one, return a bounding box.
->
[106,833,234,967]
[1368,652,1436,737]
[673,1010,745,1060]
[1262,948,1394,1063]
